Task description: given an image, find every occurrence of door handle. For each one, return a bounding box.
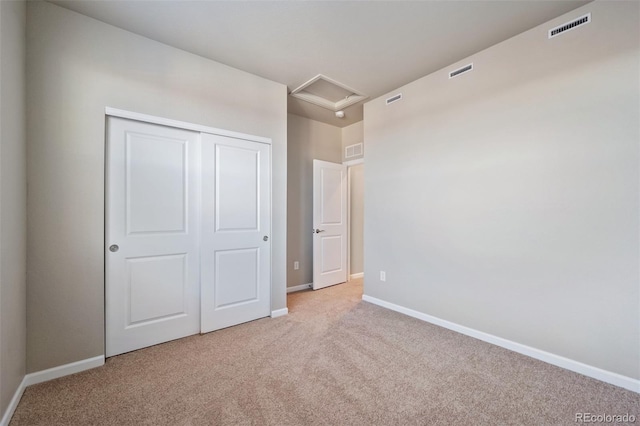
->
[314,229,325,234]
[109,244,119,253]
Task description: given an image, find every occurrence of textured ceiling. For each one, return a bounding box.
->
[50,0,590,127]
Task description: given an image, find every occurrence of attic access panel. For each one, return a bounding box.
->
[290,74,368,112]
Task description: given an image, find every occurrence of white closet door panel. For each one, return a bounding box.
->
[106,117,200,357]
[201,133,271,333]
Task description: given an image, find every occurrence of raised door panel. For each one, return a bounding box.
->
[214,248,259,308]
[216,145,259,232]
[320,235,343,274]
[127,254,187,326]
[320,168,344,225]
[126,134,187,235]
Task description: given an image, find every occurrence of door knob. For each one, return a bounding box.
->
[263,236,269,241]
[109,244,119,253]
[315,229,325,234]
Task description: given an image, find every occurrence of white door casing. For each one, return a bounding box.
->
[200,133,271,333]
[106,117,200,357]
[312,160,348,290]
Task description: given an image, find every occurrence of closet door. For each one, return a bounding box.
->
[200,133,271,333]
[106,118,200,357]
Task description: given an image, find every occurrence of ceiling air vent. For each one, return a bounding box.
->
[290,74,368,111]
[345,143,363,159]
[386,93,402,105]
[449,63,473,79]
[549,13,591,39]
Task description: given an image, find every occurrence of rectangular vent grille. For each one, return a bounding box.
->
[386,93,402,105]
[449,63,473,79]
[549,13,591,38]
[345,143,363,159]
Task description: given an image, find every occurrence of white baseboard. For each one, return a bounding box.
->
[362,294,640,393]
[0,376,27,426]
[0,355,104,426]
[271,308,288,318]
[286,283,312,293]
[24,355,105,387]
[350,272,364,279]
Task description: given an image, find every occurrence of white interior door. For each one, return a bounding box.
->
[313,160,348,290]
[106,118,200,357]
[200,133,271,333]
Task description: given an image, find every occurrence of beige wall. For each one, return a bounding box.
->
[26,1,287,373]
[0,0,27,418]
[287,114,342,287]
[349,164,364,275]
[364,1,639,380]
[342,121,364,162]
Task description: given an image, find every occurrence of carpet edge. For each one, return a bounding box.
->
[362,294,640,393]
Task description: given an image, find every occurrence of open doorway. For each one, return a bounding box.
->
[347,162,364,281]
[310,159,364,290]
[285,115,364,297]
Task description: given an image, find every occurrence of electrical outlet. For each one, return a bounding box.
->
[380,271,386,281]
[294,261,299,270]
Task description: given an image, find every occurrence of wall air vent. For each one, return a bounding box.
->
[549,13,591,39]
[345,143,363,159]
[449,63,473,79]
[386,93,402,105]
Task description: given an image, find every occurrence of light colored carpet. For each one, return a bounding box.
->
[11,278,639,425]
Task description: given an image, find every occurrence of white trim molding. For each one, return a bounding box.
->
[105,107,272,145]
[1,355,105,426]
[271,308,288,318]
[0,377,27,426]
[362,295,640,393]
[343,158,364,167]
[350,272,364,280]
[287,283,312,293]
[24,355,105,387]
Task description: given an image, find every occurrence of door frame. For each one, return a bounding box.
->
[104,107,273,353]
[344,158,364,281]
[105,108,272,145]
